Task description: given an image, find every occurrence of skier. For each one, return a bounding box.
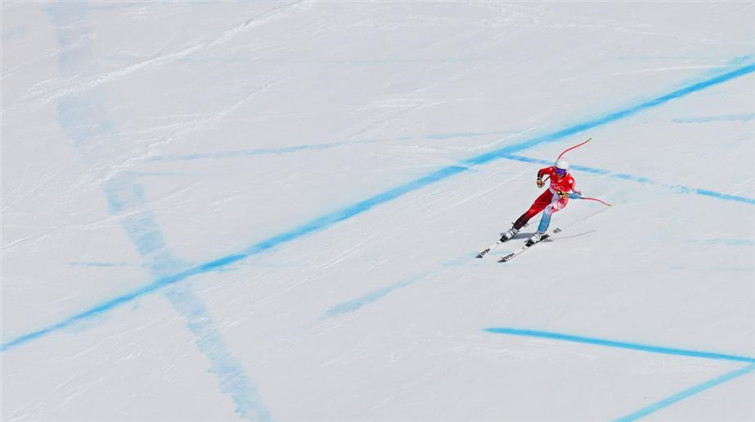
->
[500,159,581,245]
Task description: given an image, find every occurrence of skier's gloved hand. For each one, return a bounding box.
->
[557,189,569,199]
[536,178,544,188]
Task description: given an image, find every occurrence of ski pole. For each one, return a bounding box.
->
[580,196,612,207]
[557,137,592,160]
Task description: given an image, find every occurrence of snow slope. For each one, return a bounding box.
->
[2,2,754,421]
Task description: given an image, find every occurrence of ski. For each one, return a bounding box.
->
[476,238,505,259]
[498,228,560,263]
[477,224,532,258]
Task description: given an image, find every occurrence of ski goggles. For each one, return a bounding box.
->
[555,168,567,176]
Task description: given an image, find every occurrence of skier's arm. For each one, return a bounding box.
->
[536,167,551,188]
[568,183,582,199]
[536,167,550,179]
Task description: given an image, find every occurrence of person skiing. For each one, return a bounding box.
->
[474,138,611,259]
[500,158,581,245]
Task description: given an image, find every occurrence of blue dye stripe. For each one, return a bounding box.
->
[700,239,755,246]
[318,255,469,320]
[319,273,429,320]
[694,188,755,205]
[68,261,144,268]
[611,363,755,422]
[460,63,755,168]
[3,62,754,353]
[148,142,364,161]
[499,154,755,205]
[673,113,755,123]
[483,328,755,363]
[152,131,517,162]
[43,5,273,421]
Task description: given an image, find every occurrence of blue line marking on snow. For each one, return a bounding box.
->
[611,363,755,422]
[4,60,755,353]
[319,273,429,320]
[692,188,755,205]
[698,239,755,246]
[730,54,755,64]
[103,54,500,65]
[151,130,518,162]
[162,286,274,422]
[149,143,361,161]
[672,113,755,123]
[483,328,755,363]
[68,261,144,268]
[319,255,468,320]
[41,5,273,421]
[668,265,753,273]
[423,130,516,140]
[498,154,755,205]
[459,65,755,168]
[102,179,271,421]
[1,25,27,42]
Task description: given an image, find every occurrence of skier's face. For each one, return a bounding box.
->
[555,168,567,179]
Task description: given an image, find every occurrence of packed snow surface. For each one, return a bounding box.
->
[2,2,754,421]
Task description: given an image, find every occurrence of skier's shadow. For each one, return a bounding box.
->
[514,230,597,241]
[553,230,597,239]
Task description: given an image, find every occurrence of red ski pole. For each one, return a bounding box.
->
[580,196,612,207]
[557,137,592,160]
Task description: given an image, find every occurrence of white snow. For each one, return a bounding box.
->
[2,2,754,421]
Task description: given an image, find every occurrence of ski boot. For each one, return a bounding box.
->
[500,227,519,242]
[526,231,545,247]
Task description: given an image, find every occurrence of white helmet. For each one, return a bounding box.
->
[555,159,570,172]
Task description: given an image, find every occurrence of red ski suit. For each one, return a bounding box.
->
[513,166,580,230]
